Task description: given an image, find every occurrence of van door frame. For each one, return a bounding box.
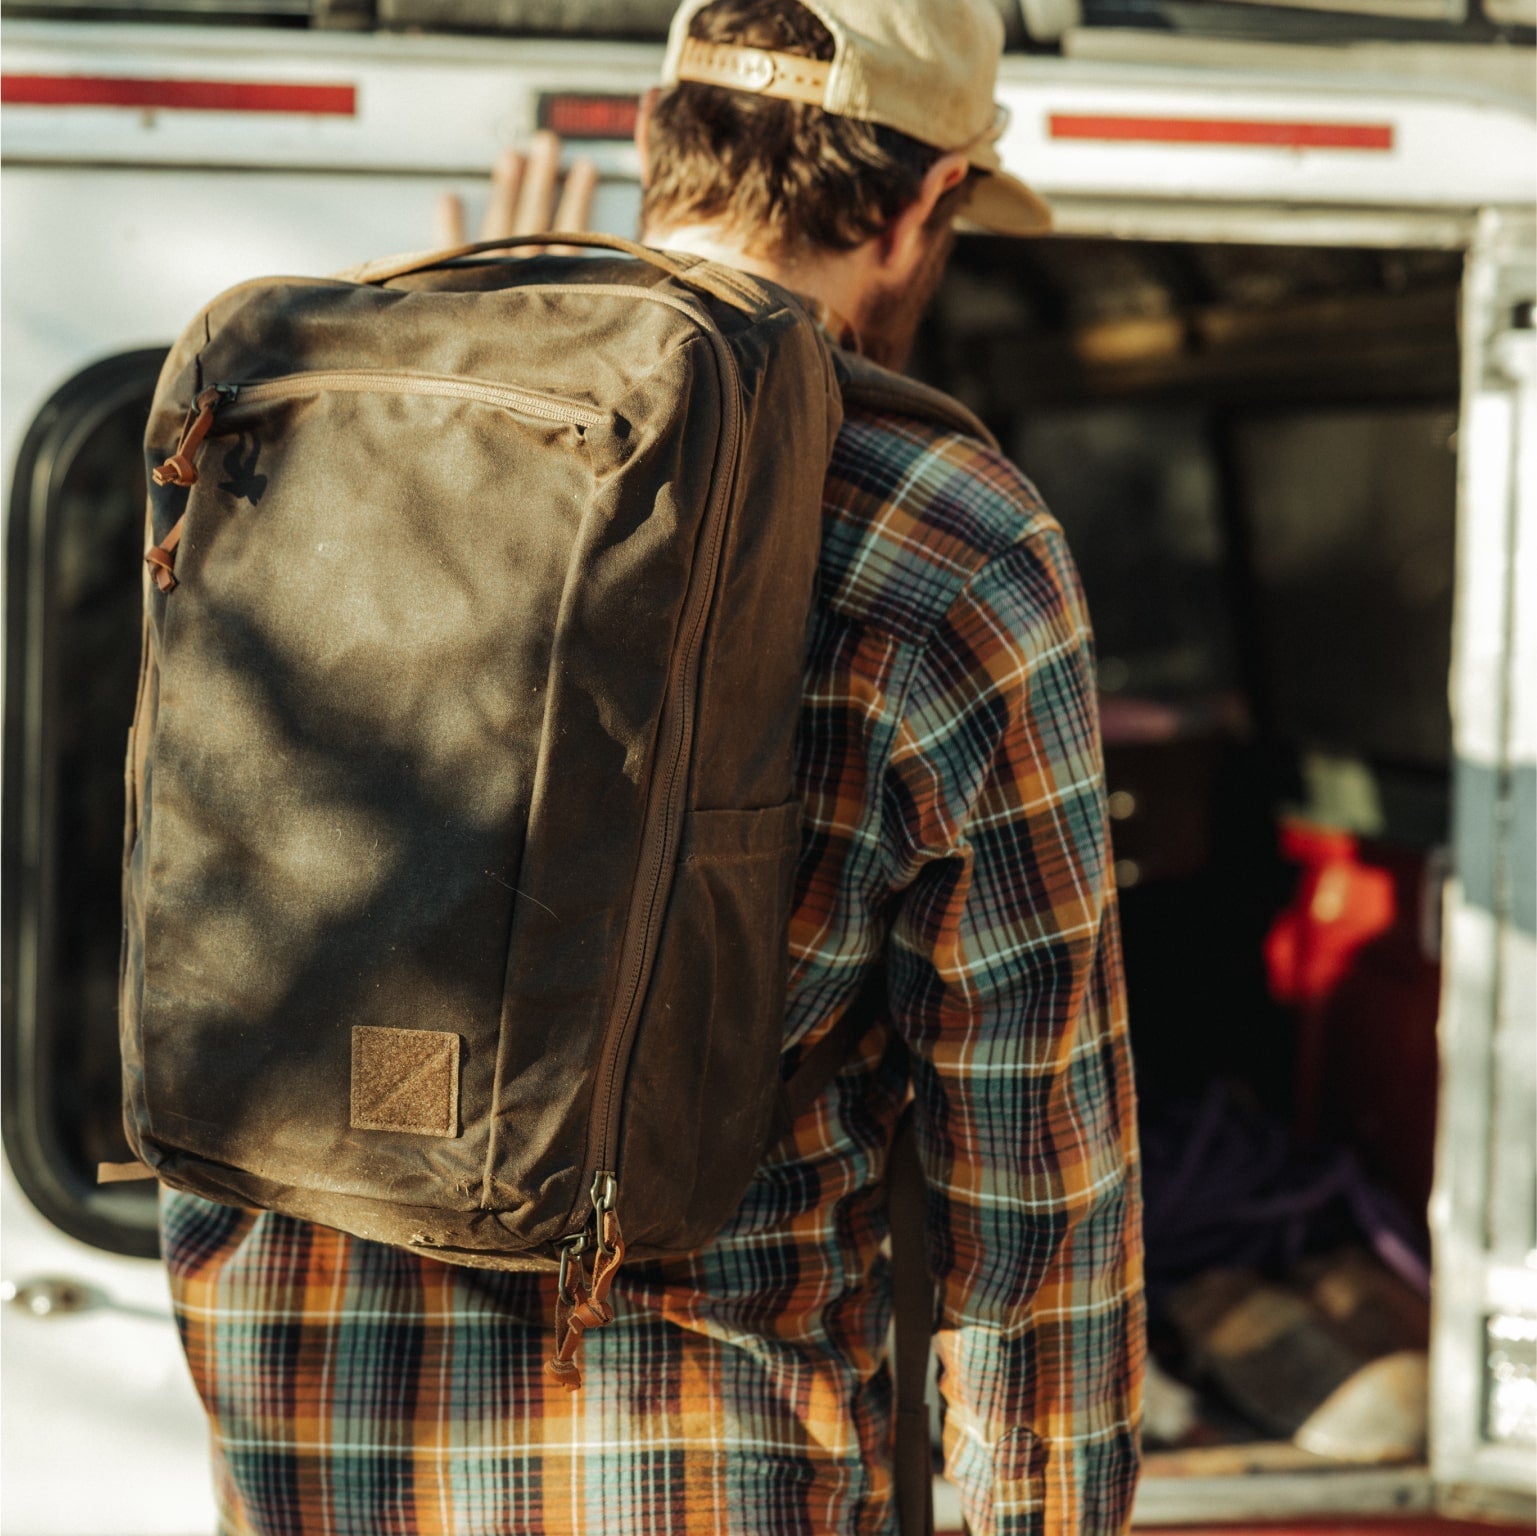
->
[1037,195,1536,1528]
[1430,204,1537,1521]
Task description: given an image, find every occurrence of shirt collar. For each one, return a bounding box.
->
[796,294,864,356]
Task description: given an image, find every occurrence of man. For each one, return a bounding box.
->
[163,2,1145,1532]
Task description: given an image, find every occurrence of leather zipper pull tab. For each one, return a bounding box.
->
[543,1174,624,1392]
[152,385,228,489]
[146,385,233,591]
[144,515,188,593]
[545,1231,592,1392]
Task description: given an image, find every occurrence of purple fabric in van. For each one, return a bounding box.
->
[1140,1083,1430,1305]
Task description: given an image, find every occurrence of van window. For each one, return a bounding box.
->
[3,348,168,1258]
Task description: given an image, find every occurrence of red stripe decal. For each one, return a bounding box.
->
[1,74,357,115]
[1049,113,1394,150]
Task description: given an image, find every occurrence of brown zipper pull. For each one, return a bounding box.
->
[145,515,188,593]
[544,1175,624,1391]
[152,386,226,489]
[146,385,232,591]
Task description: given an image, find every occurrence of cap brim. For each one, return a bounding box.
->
[960,164,1053,237]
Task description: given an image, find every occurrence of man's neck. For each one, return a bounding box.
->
[645,223,870,344]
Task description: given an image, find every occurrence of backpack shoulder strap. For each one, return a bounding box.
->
[833,349,999,453]
[766,973,935,1536]
[766,970,883,1144]
[890,1110,937,1536]
[763,359,996,1144]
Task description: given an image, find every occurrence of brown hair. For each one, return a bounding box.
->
[640,0,975,261]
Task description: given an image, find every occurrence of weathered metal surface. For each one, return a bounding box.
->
[1429,204,1537,1520]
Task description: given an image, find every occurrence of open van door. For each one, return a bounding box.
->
[4,16,1534,1527]
[1431,206,1537,1520]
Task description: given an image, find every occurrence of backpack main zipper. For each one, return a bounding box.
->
[544,303,745,1389]
[585,324,744,1180]
[145,370,605,590]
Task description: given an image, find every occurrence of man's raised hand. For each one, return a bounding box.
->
[433,131,599,249]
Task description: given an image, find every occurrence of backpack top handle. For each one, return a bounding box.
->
[340,231,764,318]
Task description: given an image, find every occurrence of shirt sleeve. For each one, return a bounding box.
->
[881,524,1146,1536]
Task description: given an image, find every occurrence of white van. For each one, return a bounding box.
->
[2,5,1533,1531]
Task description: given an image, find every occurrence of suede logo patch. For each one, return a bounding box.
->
[350,1026,461,1138]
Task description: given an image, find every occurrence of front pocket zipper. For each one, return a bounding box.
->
[145,369,608,591]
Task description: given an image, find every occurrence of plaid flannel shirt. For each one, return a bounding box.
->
[163,402,1146,1536]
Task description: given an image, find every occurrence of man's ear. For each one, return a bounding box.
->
[877,149,969,275]
[634,87,661,189]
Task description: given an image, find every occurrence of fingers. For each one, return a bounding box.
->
[479,147,526,242]
[432,133,600,254]
[512,129,562,236]
[433,191,466,249]
[553,156,599,238]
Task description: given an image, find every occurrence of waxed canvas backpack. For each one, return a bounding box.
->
[114,232,989,1401]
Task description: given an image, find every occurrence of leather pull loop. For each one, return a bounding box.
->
[544,1208,625,1392]
[145,514,188,593]
[151,452,198,488]
[152,386,225,490]
[146,384,227,593]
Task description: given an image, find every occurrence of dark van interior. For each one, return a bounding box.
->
[918,233,1459,1472]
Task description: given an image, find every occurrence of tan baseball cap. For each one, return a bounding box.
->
[660,0,1051,236]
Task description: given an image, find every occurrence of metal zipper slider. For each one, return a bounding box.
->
[555,1230,590,1309]
[590,1170,618,1226]
[544,1173,625,1393]
[151,385,233,489]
